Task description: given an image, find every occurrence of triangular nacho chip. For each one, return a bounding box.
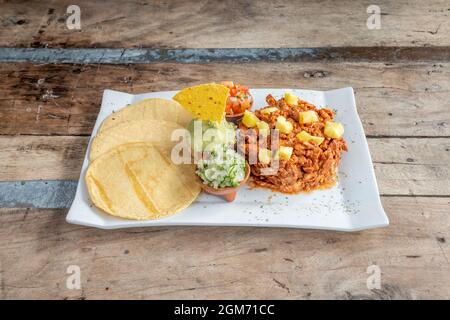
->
[173,83,229,121]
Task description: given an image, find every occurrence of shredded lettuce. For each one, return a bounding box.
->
[196,145,246,188]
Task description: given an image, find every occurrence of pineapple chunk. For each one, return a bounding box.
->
[256,120,270,137]
[284,92,298,105]
[276,146,293,161]
[275,116,293,134]
[258,148,272,164]
[324,122,344,139]
[242,110,259,128]
[260,107,278,114]
[296,130,325,145]
[299,110,319,124]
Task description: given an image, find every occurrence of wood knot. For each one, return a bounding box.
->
[303,70,328,78]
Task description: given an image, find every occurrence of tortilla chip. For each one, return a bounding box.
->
[173,83,229,121]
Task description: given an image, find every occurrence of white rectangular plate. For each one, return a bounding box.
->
[67,87,388,231]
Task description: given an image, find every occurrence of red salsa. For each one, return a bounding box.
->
[221,81,253,115]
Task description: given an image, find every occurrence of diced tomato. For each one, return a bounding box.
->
[229,87,238,96]
[232,103,242,114]
[222,81,253,115]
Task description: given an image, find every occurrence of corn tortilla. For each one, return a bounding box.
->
[89,119,183,162]
[86,142,200,220]
[98,98,193,134]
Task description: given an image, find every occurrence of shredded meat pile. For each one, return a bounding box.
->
[238,94,348,194]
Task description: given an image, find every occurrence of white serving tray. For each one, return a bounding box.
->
[66,88,388,231]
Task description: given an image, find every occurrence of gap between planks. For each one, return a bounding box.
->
[1,47,450,64]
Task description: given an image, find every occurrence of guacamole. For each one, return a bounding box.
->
[188,119,236,153]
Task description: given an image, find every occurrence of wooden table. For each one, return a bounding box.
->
[0,0,449,299]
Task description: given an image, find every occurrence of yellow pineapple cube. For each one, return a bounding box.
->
[276,146,293,160]
[258,148,272,164]
[260,107,278,114]
[256,120,270,137]
[284,92,298,105]
[242,110,259,128]
[324,122,344,139]
[296,130,325,145]
[275,116,293,134]
[299,110,319,124]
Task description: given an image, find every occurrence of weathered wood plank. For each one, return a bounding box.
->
[370,138,450,195]
[0,0,449,48]
[1,62,449,136]
[0,136,88,181]
[1,136,449,197]
[369,138,450,166]
[0,197,448,299]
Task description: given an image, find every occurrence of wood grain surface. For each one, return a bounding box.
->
[0,0,449,48]
[0,197,449,299]
[1,61,449,136]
